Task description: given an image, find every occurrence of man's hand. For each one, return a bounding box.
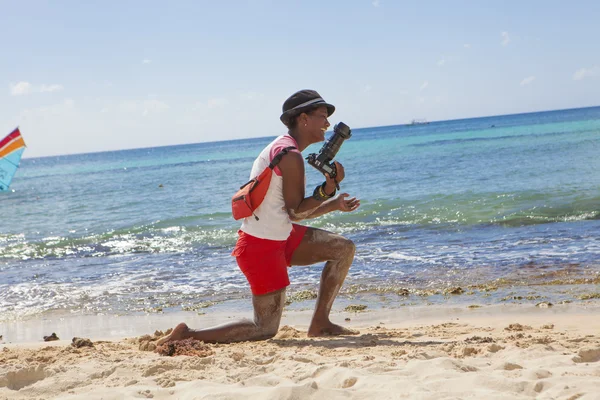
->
[334,193,360,212]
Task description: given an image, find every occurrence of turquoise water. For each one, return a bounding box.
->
[1,106,600,321]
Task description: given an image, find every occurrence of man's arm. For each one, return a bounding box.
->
[279,151,336,221]
[299,197,340,220]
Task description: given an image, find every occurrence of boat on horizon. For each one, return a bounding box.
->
[409,118,429,125]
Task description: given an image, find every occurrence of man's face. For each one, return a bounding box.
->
[304,106,330,142]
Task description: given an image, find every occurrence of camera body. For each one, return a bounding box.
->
[306,122,352,180]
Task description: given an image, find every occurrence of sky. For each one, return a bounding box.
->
[1,0,599,158]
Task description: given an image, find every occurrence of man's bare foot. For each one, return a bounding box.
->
[307,321,359,337]
[157,323,190,345]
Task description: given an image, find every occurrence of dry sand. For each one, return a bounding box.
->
[1,304,600,400]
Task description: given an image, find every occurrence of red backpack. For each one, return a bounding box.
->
[231,146,296,221]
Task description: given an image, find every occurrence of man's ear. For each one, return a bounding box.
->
[298,112,309,126]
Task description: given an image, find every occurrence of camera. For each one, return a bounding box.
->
[306,122,352,184]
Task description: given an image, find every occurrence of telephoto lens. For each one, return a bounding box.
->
[306,122,352,183]
[322,122,352,160]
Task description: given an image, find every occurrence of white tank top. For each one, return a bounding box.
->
[240,135,300,240]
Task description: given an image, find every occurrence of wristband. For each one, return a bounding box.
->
[312,182,336,201]
[323,182,336,197]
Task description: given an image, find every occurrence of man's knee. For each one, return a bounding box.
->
[324,238,355,274]
[341,237,355,257]
[346,238,356,255]
[254,319,279,340]
[261,326,279,340]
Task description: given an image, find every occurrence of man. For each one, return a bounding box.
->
[158,90,360,345]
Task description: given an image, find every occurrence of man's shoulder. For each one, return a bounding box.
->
[268,135,302,176]
[267,134,296,148]
[269,135,299,159]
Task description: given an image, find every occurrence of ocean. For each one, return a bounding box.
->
[2,106,600,323]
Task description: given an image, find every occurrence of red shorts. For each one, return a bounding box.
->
[231,224,308,296]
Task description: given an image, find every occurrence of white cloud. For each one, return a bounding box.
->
[520,76,536,86]
[144,99,169,113]
[207,98,228,109]
[239,92,263,101]
[464,44,471,49]
[437,58,446,67]
[501,31,510,46]
[419,81,429,91]
[20,98,76,121]
[40,84,64,93]
[119,98,169,115]
[119,101,138,113]
[10,81,32,95]
[573,66,600,80]
[372,0,380,7]
[10,81,64,95]
[192,98,229,112]
[142,59,151,64]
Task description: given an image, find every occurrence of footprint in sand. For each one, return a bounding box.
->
[527,369,552,379]
[572,347,600,363]
[462,347,478,357]
[138,389,154,398]
[0,365,47,390]
[341,377,357,388]
[488,344,504,353]
[143,363,177,377]
[499,362,523,371]
[437,359,478,373]
[253,356,276,365]
[291,355,314,363]
[156,376,176,388]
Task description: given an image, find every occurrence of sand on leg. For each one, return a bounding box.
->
[157,288,285,345]
[290,226,357,337]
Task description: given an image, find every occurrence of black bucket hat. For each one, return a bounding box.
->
[280,89,335,126]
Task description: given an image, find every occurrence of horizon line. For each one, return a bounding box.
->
[20,104,600,160]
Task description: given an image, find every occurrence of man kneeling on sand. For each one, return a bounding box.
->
[158,90,360,345]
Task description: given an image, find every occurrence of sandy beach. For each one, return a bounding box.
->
[4,2,600,400]
[1,303,600,400]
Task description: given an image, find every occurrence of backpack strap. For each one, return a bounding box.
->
[268,146,296,169]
